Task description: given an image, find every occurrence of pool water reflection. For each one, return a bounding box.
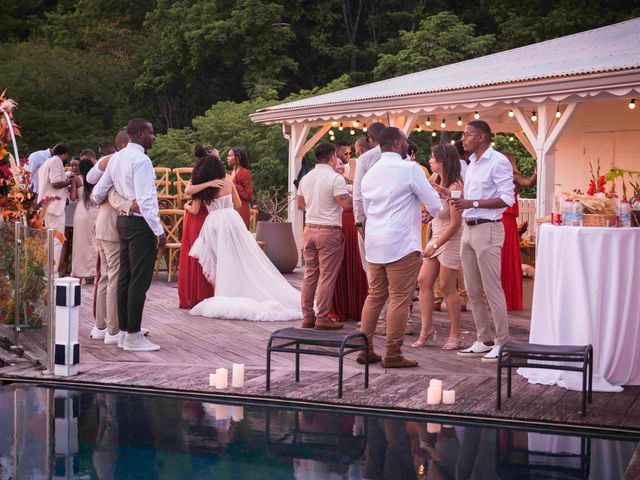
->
[0,383,637,479]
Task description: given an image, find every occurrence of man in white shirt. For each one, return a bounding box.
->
[352,122,385,230]
[297,142,352,330]
[26,144,57,194]
[439,121,515,361]
[360,127,442,368]
[92,118,166,352]
[37,144,72,269]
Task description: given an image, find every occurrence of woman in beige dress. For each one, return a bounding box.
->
[70,158,99,281]
[412,144,464,350]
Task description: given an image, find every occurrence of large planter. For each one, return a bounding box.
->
[255,221,298,273]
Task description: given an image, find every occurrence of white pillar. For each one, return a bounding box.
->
[285,123,310,266]
[54,277,80,377]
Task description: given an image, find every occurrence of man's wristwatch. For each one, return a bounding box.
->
[472,200,480,208]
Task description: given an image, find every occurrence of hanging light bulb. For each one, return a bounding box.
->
[330,135,335,141]
[431,131,437,137]
[349,129,355,135]
[353,120,359,127]
[332,121,338,126]
[362,123,368,132]
[426,117,431,127]
[338,122,344,131]
[450,139,456,145]
[329,129,334,136]
[555,107,562,118]
[531,110,537,122]
[630,99,637,110]
[416,124,422,132]
[508,109,515,118]
[474,111,480,119]
[440,119,446,129]
[491,141,496,147]
[509,136,514,142]
[457,117,463,126]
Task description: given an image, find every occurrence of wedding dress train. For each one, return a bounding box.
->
[189,194,301,321]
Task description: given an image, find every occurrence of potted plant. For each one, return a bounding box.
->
[254,186,298,273]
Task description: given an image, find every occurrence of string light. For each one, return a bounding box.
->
[329,130,334,136]
[362,123,368,132]
[349,129,356,135]
[440,119,446,129]
[457,117,463,126]
[509,136,514,142]
[338,122,344,131]
[531,110,537,122]
[416,124,422,132]
[331,121,338,126]
[508,109,514,118]
[330,135,335,141]
[630,99,637,110]
[450,139,456,145]
[474,111,480,119]
[353,120,359,127]
[491,141,496,147]
[431,131,437,137]
[426,117,431,127]
[555,106,562,118]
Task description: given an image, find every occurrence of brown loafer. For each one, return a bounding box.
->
[382,356,419,368]
[314,318,344,330]
[301,317,316,329]
[357,352,382,364]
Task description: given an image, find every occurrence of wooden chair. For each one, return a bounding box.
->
[173,167,193,208]
[154,167,176,209]
[249,208,258,232]
[154,209,185,282]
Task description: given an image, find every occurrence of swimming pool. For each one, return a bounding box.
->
[0,383,637,479]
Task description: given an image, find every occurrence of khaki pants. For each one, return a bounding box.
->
[301,226,344,320]
[460,222,510,345]
[95,239,121,335]
[360,252,422,359]
[44,212,66,270]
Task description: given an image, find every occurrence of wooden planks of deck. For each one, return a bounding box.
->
[1,271,639,434]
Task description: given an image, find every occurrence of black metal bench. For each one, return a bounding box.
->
[266,327,370,398]
[497,340,593,416]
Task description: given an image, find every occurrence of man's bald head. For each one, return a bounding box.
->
[115,128,129,151]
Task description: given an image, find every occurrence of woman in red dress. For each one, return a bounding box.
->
[178,145,216,308]
[501,152,536,311]
[226,148,253,229]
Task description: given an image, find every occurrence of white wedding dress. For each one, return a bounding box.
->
[188,194,302,321]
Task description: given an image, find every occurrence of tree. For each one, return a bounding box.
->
[373,11,496,80]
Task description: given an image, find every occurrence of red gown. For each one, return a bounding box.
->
[178,207,214,309]
[330,210,369,321]
[232,167,253,229]
[501,201,523,311]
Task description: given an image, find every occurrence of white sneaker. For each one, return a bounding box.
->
[90,327,107,340]
[457,341,493,356]
[117,332,126,349]
[104,331,122,345]
[481,345,503,362]
[123,332,160,352]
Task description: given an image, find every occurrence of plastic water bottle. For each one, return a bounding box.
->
[619,200,631,227]
[573,199,584,227]
[562,198,574,226]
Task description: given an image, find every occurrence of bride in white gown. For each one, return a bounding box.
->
[185,155,302,321]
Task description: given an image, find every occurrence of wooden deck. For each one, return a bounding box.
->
[1,271,639,436]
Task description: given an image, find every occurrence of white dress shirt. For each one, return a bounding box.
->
[25,148,51,194]
[463,146,515,221]
[460,159,468,182]
[362,152,442,264]
[298,164,349,226]
[352,145,381,224]
[91,143,163,236]
[86,156,108,185]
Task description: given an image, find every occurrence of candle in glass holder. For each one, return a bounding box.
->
[232,363,245,388]
[442,390,456,404]
[427,386,442,405]
[216,368,228,389]
[429,379,443,390]
[209,373,217,387]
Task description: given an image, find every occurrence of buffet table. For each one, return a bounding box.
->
[518,224,640,392]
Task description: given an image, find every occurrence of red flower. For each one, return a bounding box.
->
[587,180,596,196]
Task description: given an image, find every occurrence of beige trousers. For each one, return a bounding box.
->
[360,252,422,359]
[44,212,66,269]
[95,239,121,335]
[460,222,510,345]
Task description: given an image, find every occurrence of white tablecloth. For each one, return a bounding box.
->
[518,224,640,392]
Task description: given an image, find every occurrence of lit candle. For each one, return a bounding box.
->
[216,368,228,389]
[209,373,217,387]
[215,404,228,420]
[427,423,441,433]
[429,379,443,390]
[232,363,245,388]
[442,390,456,404]
[427,386,442,405]
[232,406,244,422]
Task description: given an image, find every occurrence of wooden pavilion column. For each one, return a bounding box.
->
[513,103,578,217]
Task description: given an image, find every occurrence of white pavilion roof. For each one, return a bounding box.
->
[252,17,640,123]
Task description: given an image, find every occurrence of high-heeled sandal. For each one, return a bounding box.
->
[442,336,464,350]
[410,330,438,348]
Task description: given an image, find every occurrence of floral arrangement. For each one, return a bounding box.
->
[254,185,293,223]
[571,160,617,215]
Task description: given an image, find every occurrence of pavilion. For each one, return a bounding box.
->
[251,17,640,258]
